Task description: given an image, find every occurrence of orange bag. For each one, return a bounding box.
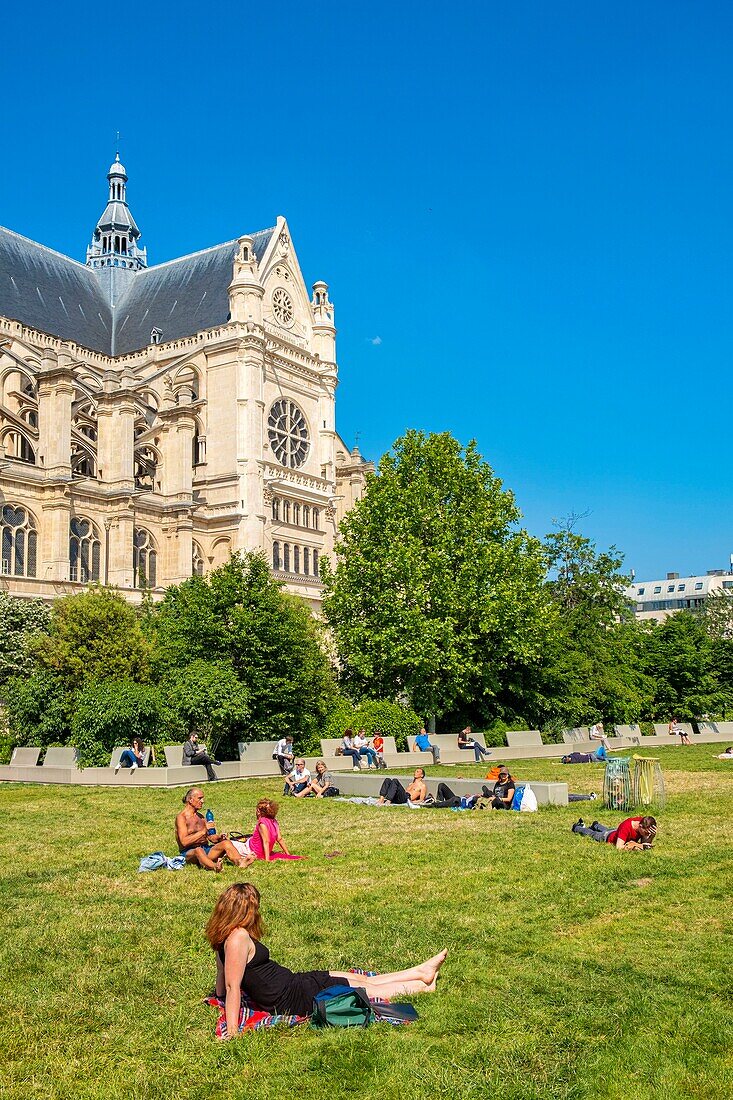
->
[485,765,502,780]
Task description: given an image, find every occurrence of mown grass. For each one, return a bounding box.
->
[1,745,731,1100]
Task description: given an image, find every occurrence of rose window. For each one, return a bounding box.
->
[272,287,294,327]
[268,400,310,468]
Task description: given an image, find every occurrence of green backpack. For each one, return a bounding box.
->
[311,984,373,1027]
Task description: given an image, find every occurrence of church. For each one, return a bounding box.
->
[0,156,371,607]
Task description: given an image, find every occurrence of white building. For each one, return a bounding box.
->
[0,157,372,607]
[627,570,733,621]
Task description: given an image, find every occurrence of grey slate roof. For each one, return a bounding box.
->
[0,225,275,357]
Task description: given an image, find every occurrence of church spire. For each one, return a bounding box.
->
[86,154,147,272]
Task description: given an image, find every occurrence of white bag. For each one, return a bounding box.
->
[519,784,538,812]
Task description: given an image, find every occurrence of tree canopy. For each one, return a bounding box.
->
[322,431,551,719]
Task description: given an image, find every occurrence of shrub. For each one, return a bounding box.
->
[71,680,182,766]
[3,672,73,749]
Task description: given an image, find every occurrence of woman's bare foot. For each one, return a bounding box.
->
[238,855,255,869]
[415,949,448,990]
[214,859,223,873]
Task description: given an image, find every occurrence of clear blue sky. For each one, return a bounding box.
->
[2,1,731,579]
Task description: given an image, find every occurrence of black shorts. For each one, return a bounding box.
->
[281,970,341,1016]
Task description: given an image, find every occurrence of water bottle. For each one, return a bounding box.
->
[205,808,216,836]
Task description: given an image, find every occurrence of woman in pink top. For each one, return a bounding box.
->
[246,798,304,861]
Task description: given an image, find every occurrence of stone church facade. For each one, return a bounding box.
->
[0,157,371,607]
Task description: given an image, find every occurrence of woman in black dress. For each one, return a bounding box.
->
[206,883,447,1038]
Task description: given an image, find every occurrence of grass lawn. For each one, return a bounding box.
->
[1,745,731,1100]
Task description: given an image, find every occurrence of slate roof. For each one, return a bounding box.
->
[0,225,275,358]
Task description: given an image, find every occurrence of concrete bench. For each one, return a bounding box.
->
[562,728,588,744]
[10,747,41,767]
[43,747,79,768]
[164,745,243,780]
[331,770,568,806]
[506,730,543,749]
[406,734,483,765]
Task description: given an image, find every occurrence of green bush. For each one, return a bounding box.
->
[4,672,73,748]
[71,680,182,767]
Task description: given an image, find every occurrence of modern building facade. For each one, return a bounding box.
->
[0,157,371,607]
[627,569,733,622]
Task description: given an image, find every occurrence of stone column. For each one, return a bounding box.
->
[37,346,73,479]
[105,510,136,589]
[40,492,72,581]
[96,372,135,491]
[236,330,267,553]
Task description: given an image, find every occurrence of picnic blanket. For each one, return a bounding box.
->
[205,969,407,1036]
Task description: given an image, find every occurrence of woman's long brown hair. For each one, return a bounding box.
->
[205,883,264,949]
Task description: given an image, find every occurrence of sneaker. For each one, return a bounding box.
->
[589,792,597,800]
[353,766,360,771]
[114,763,121,774]
[214,760,222,766]
[369,764,376,770]
[571,818,584,833]
[130,763,137,773]
[591,821,600,830]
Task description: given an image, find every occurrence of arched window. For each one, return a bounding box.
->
[71,446,96,479]
[313,549,319,576]
[69,517,101,583]
[1,504,37,578]
[294,545,300,573]
[272,497,280,521]
[302,505,310,529]
[273,541,281,570]
[293,503,300,527]
[192,420,205,465]
[303,547,310,575]
[282,500,290,524]
[192,542,205,577]
[133,528,157,588]
[312,508,320,531]
[283,543,291,572]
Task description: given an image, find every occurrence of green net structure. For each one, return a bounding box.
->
[632,755,666,811]
[603,757,633,812]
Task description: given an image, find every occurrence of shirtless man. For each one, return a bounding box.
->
[175,788,253,871]
[377,768,428,805]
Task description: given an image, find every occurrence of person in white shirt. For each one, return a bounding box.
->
[354,729,378,768]
[274,736,295,775]
[284,759,311,797]
[588,722,610,750]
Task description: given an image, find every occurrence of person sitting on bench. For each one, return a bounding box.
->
[457,726,492,761]
[354,729,378,769]
[176,788,252,871]
[413,727,440,764]
[183,732,220,782]
[377,768,428,805]
[340,729,363,770]
[572,815,657,849]
[274,736,295,775]
[115,737,146,774]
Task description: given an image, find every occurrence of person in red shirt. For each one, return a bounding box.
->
[572,815,657,849]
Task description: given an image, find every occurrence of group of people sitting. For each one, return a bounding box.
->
[282,759,338,798]
[375,767,516,810]
[175,789,302,871]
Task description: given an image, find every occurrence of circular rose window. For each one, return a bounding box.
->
[268,399,310,468]
[272,287,294,327]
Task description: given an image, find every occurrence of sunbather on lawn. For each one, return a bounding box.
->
[207,882,448,1038]
[240,798,304,861]
[377,768,428,805]
[571,814,657,849]
[175,788,253,871]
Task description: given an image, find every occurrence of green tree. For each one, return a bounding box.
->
[643,611,722,720]
[3,670,73,748]
[163,659,251,758]
[321,431,551,720]
[0,593,50,686]
[152,552,337,739]
[28,587,151,690]
[536,525,655,727]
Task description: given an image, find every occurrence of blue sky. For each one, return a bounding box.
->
[2,1,731,579]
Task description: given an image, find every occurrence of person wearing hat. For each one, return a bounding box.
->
[486,767,515,810]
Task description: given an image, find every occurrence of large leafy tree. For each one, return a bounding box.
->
[151,552,337,739]
[321,431,551,720]
[163,659,251,756]
[538,525,655,727]
[643,611,722,720]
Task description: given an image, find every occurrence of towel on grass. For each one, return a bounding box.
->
[139,851,187,872]
[205,969,407,1037]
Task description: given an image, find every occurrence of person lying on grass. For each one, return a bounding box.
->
[238,798,304,861]
[206,881,448,1037]
[175,788,253,871]
[716,747,733,759]
[377,768,428,805]
[572,815,658,849]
